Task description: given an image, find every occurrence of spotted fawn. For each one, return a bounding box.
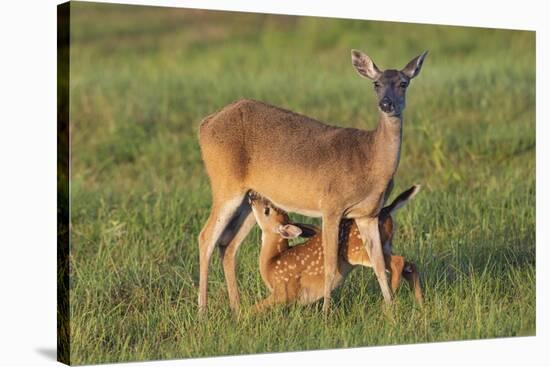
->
[248,186,423,311]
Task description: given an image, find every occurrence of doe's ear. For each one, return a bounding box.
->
[351,49,382,80]
[277,224,303,239]
[401,51,428,79]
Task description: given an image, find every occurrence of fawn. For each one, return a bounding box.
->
[248,186,423,311]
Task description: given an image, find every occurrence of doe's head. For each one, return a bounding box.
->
[248,191,302,239]
[351,49,428,117]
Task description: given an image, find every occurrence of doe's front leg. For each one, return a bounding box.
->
[355,216,393,304]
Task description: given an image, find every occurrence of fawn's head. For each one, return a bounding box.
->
[248,191,303,239]
[378,185,421,248]
[351,50,428,117]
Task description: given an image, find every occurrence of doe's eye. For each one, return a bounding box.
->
[400,81,408,88]
[373,81,380,88]
[264,207,270,216]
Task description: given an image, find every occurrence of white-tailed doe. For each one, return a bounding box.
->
[248,186,423,311]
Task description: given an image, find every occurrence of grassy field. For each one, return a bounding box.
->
[66,2,536,365]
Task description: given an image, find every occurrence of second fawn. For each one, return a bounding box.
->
[248,186,423,311]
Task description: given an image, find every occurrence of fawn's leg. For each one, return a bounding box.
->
[252,295,277,313]
[389,255,406,293]
[253,282,292,312]
[403,261,423,305]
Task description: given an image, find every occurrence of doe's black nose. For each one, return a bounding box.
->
[379,97,394,113]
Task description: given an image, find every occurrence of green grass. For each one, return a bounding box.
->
[66,2,535,364]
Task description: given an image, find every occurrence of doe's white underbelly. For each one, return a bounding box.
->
[270,202,323,218]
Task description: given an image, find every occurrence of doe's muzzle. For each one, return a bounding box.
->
[379,97,394,113]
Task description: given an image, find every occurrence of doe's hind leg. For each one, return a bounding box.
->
[197,194,247,314]
[219,208,256,313]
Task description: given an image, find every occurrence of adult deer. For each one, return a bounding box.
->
[197,49,428,314]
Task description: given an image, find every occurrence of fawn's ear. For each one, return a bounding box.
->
[382,185,421,215]
[277,224,303,239]
[401,51,428,79]
[293,223,319,238]
[351,49,382,80]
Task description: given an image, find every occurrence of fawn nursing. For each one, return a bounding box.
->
[248,187,423,311]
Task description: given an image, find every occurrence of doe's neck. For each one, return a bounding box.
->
[370,112,404,171]
[375,113,403,140]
